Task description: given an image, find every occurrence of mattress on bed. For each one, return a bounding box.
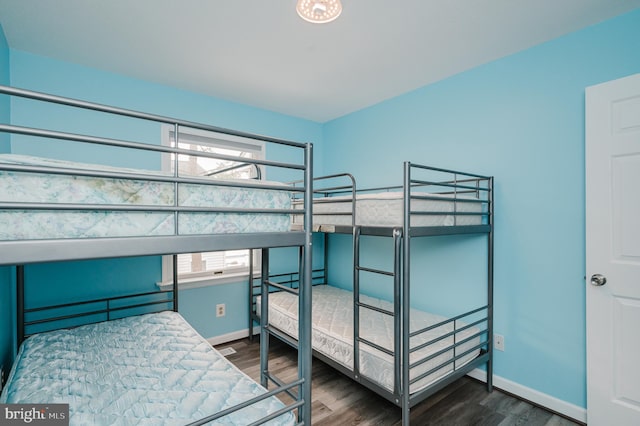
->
[0,311,294,426]
[257,285,480,395]
[0,154,292,240]
[295,191,483,229]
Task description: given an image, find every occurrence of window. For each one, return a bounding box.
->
[159,125,264,288]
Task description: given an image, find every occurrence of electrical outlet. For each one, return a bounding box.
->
[216,303,226,318]
[494,334,505,351]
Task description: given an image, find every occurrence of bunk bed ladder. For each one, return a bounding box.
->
[353,226,404,405]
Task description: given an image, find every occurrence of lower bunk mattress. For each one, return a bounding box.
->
[257,285,480,395]
[0,311,294,426]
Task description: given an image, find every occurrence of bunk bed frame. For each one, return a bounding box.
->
[251,163,493,426]
[0,85,314,425]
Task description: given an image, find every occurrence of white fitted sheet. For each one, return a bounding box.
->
[295,191,483,229]
[0,154,292,240]
[0,311,294,426]
[256,285,480,395]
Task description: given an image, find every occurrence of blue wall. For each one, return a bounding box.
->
[322,9,640,409]
[0,22,11,379]
[7,50,323,343]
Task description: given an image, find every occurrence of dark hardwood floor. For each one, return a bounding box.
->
[215,338,582,426]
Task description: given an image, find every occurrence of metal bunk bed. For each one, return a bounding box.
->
[251,162,493,426]
[0,85,313,425]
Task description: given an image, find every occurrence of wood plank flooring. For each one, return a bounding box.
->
[215,338,583,426]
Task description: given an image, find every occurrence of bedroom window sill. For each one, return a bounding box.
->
[156,271,258,291]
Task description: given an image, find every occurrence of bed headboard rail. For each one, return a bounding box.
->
[17,265,177,344]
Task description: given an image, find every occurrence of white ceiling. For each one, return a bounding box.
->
[1,0,639,123]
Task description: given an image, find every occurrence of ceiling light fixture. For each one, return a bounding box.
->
[296,0,343,24]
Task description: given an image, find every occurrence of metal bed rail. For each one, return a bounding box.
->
[0,85,307,148]
[407,306,490,378]
[290,172,356,231]
[18,278,175,343]
[292,165,491,235]
[404,162,491,227]
[186,377,305,426]
[0,85,311,264]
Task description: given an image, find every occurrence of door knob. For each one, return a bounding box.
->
[590,274,607,286]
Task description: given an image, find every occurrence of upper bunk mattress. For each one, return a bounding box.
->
[0,154,292,240]
[298,191,483,229]
[256,285,481,395]
[0,311,294,426]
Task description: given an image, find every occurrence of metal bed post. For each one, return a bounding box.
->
[172,255,179,312]
[171,123,180,314]
[351,173,361,383]
[393,228,403,400]
[324,233,329,285]
[487,176,494,392]
[299,142,313,426]
[401,161,411,426]
[248,249,255,343]
[353,225,362,381]
[16,265,25,345]
[260,247,270,389]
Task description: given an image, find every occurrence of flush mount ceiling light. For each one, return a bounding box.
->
[296,0,343,24]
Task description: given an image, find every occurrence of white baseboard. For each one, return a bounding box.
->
[206,327,259,346]
[467,369,586,424]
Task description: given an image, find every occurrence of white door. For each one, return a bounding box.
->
[586,73,640,426]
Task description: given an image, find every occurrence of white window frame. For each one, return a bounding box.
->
[157,125,265,290]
